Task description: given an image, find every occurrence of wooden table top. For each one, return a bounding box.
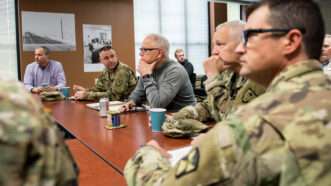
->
[44,100,191,174]
[66,139,126,186]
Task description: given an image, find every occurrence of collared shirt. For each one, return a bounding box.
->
[23,60,66,91]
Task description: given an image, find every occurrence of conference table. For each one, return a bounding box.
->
[43,99,191,176]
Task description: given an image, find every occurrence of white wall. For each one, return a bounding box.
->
[227,2,241,21]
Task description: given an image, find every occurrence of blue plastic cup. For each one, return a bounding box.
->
[60,87,70,98]
[150,108,166,132]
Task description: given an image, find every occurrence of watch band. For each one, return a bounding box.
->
[142,74,151,79]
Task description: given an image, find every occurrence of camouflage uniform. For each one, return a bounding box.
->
[85,62,137,101]
[125,60,331,186]
[162,70,265,137]
[0,78,78,185]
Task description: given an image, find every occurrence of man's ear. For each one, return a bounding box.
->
[157,50,164,59]
[283,29,303,56]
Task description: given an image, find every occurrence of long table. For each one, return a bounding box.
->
[66,139,126,186]
[43,100,191,174]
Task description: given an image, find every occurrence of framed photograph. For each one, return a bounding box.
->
[21,11,76,51]
[83,24,112,72]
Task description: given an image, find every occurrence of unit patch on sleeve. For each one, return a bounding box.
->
[175,147,200,178]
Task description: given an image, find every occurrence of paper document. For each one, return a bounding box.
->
[168,146,192,166]
[86,101,124,112]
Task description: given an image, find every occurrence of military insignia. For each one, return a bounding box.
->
[175,148,200,178]
[241,88,258,103]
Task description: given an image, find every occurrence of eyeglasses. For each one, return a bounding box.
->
[139,48,160,53]
[242,28,306,47]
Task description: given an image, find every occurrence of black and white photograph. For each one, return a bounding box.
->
[22,11,76,51]
[83,24,112,72]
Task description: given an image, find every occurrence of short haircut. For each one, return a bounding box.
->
[174,48,184,58]
[145,34,170,57]
[216,20,245,43]
[37,46,50,55]
[99,45,112,53]
[250,0,325,59]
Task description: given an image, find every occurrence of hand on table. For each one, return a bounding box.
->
[73,90,88,100]
[120,100,136,112]
[31,87,43,94]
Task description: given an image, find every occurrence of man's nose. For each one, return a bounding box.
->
[235,42,245,54]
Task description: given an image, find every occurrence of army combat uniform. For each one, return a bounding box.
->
[85,62,137,101]
[0,78,78,185]
[125,60,331,186]
[162,70,266,137]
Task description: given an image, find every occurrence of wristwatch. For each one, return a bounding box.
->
[142,74,151,80]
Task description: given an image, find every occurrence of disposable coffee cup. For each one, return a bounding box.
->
[149,108,166,132]
[60,87,70,98]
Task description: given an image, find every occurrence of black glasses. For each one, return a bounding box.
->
[242,28,306,46]
[139,48,159,53]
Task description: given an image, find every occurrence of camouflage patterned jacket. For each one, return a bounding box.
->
[162,70,265,137]
[172,70,265,122]
[85,62,137,101]
[124,60,331,186]
[0,78,78,185]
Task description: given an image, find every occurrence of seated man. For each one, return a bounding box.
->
[174,49,195,88]
[73,46,137,101]
[124,0,331,185]
[23,46,66,93]
[122,34,196,112]
[320,34,331,76]
[163,21,265,137]
[0,78,78,184]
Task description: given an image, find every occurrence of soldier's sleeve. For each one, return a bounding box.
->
[124,121,243,186]
[111,68,137,101]
[124,146,172,186]
[172,100,211,122]
[0,86,78,185]
[204,72,229,96]
[125,112,293,186]
[86,73,109,100]
[234,80,266,106]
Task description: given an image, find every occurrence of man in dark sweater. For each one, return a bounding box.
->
[174,49,195,88]
[122,34,196,112]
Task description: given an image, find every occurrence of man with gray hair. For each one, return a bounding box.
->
[162,21,265,137]
[122,34,195,111]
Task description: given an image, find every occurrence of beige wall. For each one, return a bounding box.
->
[19,0,135,88]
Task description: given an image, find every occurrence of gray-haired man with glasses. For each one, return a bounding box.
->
[124,0,331,185]
[122,34,196,112]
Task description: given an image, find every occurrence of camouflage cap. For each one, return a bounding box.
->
[162,118,209,138]
[40,91,64,101]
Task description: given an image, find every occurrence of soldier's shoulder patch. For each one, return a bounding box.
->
[241,88,258,103]
[175,147,200,178]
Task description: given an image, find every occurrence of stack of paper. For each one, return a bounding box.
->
[86,101,124,112]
